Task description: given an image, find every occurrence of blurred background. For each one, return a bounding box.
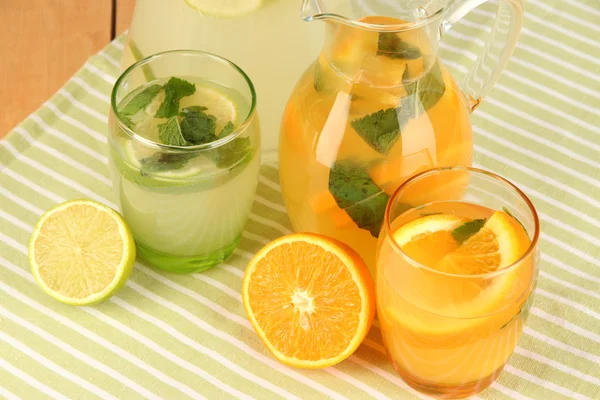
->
[0,0,135,137]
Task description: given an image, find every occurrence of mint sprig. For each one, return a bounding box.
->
[120,114,136,130]
[402,61,445,117]
[328,160,390,237]
[140,153,192,175]
[211,122,252,169]
[212,137,252,169]
[377,32,421,60]
[157,109,249,170]
[155,77,196,118]
[158,116,187,146]
[351,108,400,154]
[121,84,162,116]
[179,107,217,145]
[451,219,486,243]
[123,77,254,172]
[219,121,235,137]
[349,63,445,153]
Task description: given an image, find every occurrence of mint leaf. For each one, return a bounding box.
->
[503,207,528,235]
[219,121,235,137]
[155,77,195,118]
[120,114,136,130]
[313,61,334,93]
[328,160,390,237]
[501,293,534,330]
[213,136,252,169]
[314,61,325,92]
[377,32,421,60]
[351,108,400,154]
[402,61,445,117]
[121,84,162,116]
[179,107,217,145]
[140,152,193,175]
[158,116,187,146]
[451,219,486,243]
[209,122,250,169]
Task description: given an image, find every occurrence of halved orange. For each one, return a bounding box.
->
[242,233,375,368]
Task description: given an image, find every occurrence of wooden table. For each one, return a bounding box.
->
[0,0,135,138]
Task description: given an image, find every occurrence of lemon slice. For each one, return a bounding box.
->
[184,0,262,18]
[123,140,207,181]
[29,199,136,306]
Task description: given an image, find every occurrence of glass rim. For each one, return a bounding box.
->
[110,49,257,153]
[302,0,450,32]
[383,166,540,279]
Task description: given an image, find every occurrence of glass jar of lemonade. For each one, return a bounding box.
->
[109,50,260,273]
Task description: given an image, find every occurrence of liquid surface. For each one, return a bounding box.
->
[119,76,248,141]
[279,17,473,271]
[377,201,535,397]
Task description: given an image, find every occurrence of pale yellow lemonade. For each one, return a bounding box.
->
[122,0,323,161]
[279,17,473,269]
[377,201,535,398]
[109,76,260,272]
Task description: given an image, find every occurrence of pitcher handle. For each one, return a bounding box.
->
[440,0,523,112]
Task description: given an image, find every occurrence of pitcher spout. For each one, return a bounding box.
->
[300,0,323,22]
[303,0,448,85]
[301,0,448,30]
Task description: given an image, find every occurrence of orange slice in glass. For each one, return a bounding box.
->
[387,211,532,336]
[435,210,531,275]
[242,233,375,368]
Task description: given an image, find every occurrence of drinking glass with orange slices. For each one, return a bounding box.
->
[376,167,539,398]
[243,167,539,399]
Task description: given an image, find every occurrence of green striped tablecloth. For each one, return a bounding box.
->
[1,1,599,398]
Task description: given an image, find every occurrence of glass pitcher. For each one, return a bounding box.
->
[122,0,324,163]
[279,0,523,270]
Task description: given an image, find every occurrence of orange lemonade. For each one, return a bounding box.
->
[377,201,536,398]
[279,17,473,270]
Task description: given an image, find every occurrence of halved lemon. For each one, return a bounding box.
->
[242,233,375,368]
[184,0,262,18]
[29,200,136,306]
